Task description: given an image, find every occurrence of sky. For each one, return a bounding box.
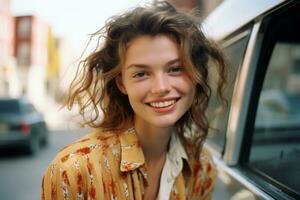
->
[11,0,153,54]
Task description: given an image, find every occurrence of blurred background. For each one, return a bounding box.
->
[0,0,222,199]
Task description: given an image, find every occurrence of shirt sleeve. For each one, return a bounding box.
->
[42,153,108,200]
[41,161,77,200]
[203,193,213,200]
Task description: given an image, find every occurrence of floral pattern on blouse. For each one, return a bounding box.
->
[41,128,216,200]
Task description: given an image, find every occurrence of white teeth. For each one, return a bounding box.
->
[149,100,176,108]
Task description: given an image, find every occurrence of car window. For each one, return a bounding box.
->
[207,31,250,152]
[22,103,37,114]
[249,42,300,195]
[247,8,300,198]
[0,101,20,114]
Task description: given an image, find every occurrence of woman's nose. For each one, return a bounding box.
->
[150,73,171,95]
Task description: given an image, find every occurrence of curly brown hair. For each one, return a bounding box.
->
[67,1,227,159]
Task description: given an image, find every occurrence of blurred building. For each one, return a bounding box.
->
[0,0,19,97]
[166,0,198,11]
[157,0,223,17]
[198,0,223,17]
[46,29,61,101]
[55,37,77,102]
[14,15,50,110]
[0,0,14,57]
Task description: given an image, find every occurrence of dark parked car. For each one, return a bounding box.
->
[0,97,48,155]
[203,0,300,199]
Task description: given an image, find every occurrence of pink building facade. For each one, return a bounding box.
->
[0,0,14,57]
[14,15,50,109]
[0,0,18,97]
[14,15,49,67]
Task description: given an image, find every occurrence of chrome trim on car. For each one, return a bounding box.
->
[213,156,275,200]
[224,22,263,166]
[221,30,251,48]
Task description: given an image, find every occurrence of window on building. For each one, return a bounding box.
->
[18,17,31,39]
[17,42,30,65]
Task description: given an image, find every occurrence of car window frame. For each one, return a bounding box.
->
[206,28,251,157]
[238,2,300,199]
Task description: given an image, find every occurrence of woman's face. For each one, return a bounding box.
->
[117,35,196,128]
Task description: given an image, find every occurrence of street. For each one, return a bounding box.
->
[0,129,89,200]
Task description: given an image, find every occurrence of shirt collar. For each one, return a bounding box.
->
[119,127,190,173]
[119,127,145,172]
[169,132,188,162]
[168,133,192,178]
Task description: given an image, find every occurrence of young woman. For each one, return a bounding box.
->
[42,1,227,200]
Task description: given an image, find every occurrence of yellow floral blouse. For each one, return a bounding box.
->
[42,128,216,200]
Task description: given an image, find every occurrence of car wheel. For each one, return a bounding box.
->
[26,136,40,155]
[40,134,48,147]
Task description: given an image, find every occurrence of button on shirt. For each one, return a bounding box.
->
[42,128,216,200]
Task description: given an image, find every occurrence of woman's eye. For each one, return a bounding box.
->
[133,72,146,78]
[169,66,183,74]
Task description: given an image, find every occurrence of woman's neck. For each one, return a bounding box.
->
[134,120,173,164]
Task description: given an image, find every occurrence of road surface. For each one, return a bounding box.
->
[0,129,89,200]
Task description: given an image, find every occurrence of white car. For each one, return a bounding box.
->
[203,0,300,199]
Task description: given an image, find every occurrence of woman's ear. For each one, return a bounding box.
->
[115,75,127,94]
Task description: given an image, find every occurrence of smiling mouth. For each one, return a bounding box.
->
[147,98,180,108]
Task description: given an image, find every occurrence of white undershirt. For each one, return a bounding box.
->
[156,134,188,200]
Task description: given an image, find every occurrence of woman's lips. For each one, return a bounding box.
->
[146,98,180,113]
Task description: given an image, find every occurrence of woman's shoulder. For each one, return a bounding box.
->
[199,146,215,168]
[50,130,119,166]
[186,145,217,198]
[196,146,216,179]
[42,130,122,199]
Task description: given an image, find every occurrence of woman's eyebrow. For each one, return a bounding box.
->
[166,58,181,65]
[126,64,149,69]
[126,58,181,69]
